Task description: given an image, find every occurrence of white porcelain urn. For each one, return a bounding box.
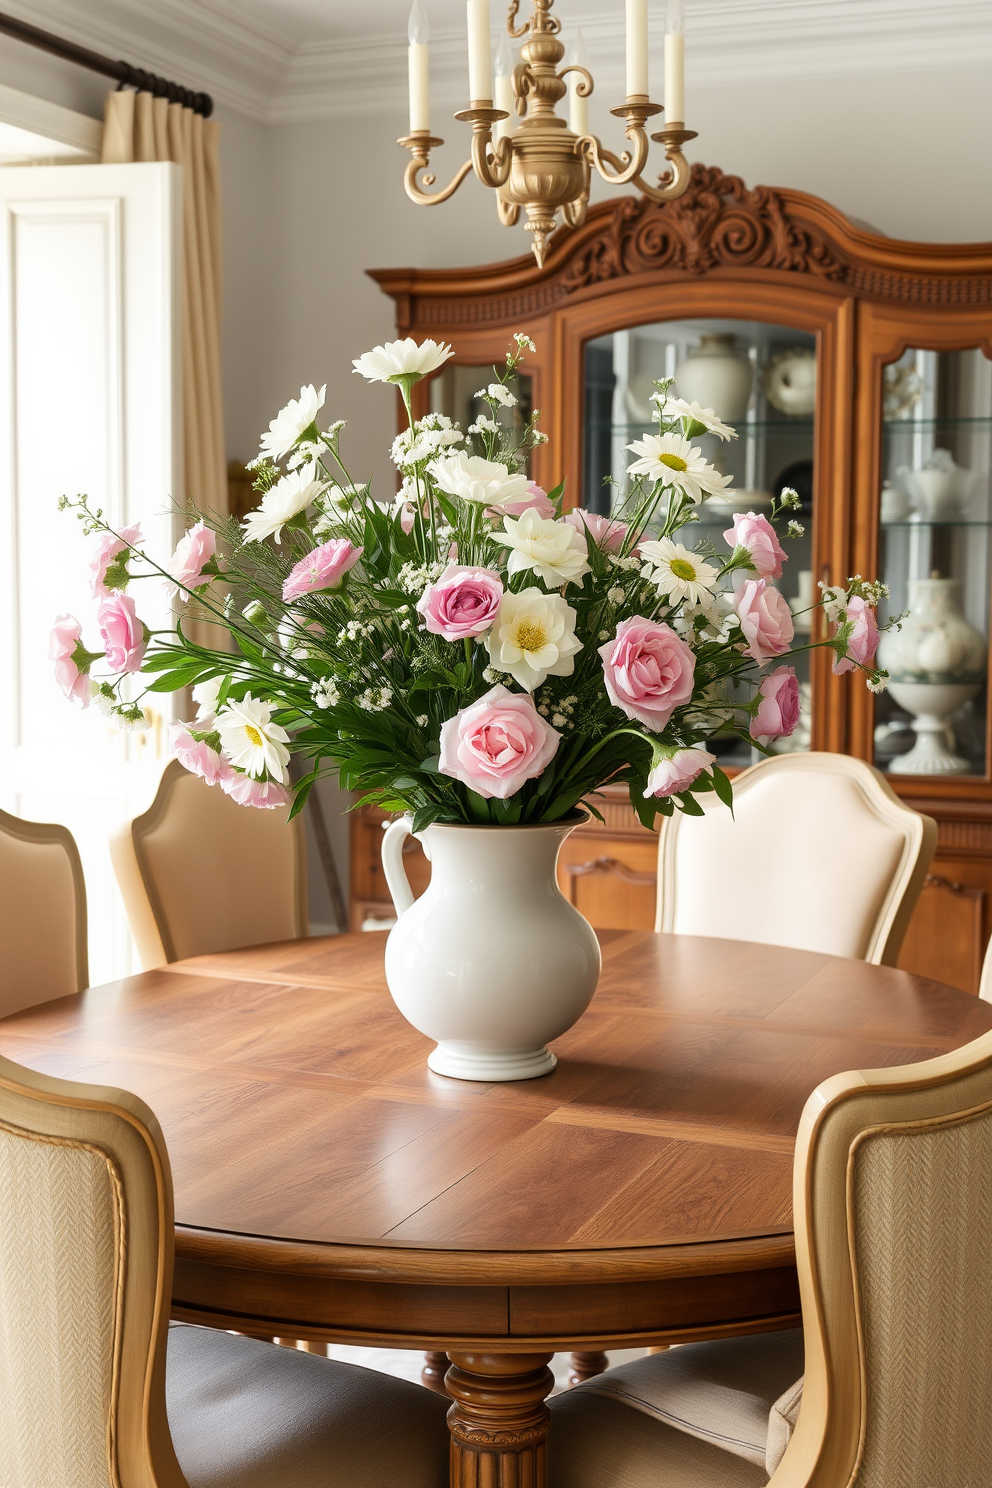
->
[675,334,753,423]
[878,576,986,775]
[381,815,601,1082]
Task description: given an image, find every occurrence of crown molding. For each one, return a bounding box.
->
[4,0,991,127]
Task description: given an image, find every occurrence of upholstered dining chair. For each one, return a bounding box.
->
[111,759,308,970]
[0,806,88,1015]
[655,752,936,965]
[979,938,992,1002]
[549,1023,992,1487]
[0,1051,450,1488]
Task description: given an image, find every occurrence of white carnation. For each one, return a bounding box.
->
[259,384,326,462]
[428,451,530,507]
[353,338,453,384]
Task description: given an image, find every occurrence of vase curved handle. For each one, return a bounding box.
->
[381,816,417,917]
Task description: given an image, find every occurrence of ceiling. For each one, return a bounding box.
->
[4,0,990,123]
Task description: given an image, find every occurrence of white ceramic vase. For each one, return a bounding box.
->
[381,815,602,1082]
[675,334,753,423]
[878,576,986,775]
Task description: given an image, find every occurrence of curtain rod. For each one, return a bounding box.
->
[0,8,214,117]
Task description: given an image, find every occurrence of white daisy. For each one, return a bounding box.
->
[625,433,733,503]
[242,466,324,544]
[653,395,738,442]
[485,589,582,691]
[259,385,326,462]
[215,695,291,782]
[428,451,530,507]
[493,510,591,587]
[352,338,453,384]
[639,537,720,606]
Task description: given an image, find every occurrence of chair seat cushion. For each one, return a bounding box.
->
[549,1390,770,1488]
[563,1330,804,1476]
[166,1324,450,1488]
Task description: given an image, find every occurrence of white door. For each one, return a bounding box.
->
[0,162,183,985]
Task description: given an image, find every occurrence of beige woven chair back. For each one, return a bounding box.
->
[774,1026,992,1488]
[656,752,935,965]
[110,760,308,969]
[0,1054,186,1488]
[0,808,88,1014]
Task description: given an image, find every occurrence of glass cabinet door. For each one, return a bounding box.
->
[583,317,817,768]
[873,347,992,778]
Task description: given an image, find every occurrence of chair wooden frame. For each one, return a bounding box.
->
[0,1052,188,1488]
[111,760,309,967]
[0,806,88,994]
[770,1026,992,1488]
[655,752,937,966]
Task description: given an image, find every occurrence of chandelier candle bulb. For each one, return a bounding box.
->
[407,0,430,134]
[626,0,649,98]
[665,0,685,121]
[494,30,514,138]
[466,0,492,102]
[568,32,588,137]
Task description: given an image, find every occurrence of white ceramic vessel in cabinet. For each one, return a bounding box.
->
[381,814,601,1082]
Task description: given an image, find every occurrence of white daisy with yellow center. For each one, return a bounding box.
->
[639,538,720,607]
[625,433,733,503]
[215,694,291,782]
[486,588,582,691]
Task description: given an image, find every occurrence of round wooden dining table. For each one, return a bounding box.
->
[2,928,990,1487]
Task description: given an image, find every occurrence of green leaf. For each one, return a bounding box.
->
[287,774,315,821]
[711,765,735,814]
[465,789,491,823]
[411,803,441,834]
[676,791,705,816]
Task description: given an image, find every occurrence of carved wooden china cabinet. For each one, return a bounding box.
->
[357,164,992,993]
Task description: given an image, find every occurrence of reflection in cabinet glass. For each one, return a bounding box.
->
[430,363,533,466]
[585,318,816,768]
[875,347,992,779]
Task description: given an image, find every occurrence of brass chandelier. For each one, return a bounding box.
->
[400,0,696,267]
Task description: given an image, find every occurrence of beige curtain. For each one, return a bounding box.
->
[102,89,226,518]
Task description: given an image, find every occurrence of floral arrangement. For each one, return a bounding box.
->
[53,334,890,833]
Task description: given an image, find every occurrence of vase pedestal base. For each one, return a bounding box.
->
[428,1042,558,1083]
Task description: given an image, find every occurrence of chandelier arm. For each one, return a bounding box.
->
[497,193,520,225]
[631,146,692,203]
[506,0,530,38]
[471,127,513,190]
[403,153,475,206]
[577,124,649,187]
[558,63,593,97]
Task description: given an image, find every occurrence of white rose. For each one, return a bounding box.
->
[486,588,582,691]
[428,451,530,507]
[493,509,591,587]
[242,465,324,543]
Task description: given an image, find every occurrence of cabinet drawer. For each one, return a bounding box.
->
[557,834,657,932]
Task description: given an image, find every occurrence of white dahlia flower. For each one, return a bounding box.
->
[242,466,324,544]
[428,451,530,507]
[494,509,591,587]
[259,384,326,462]
[352,338,454,385]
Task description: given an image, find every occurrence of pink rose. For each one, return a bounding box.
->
[564,508,628,553]
[221,773,291,810]
[50,614,91,706]
[416,563,503,641]
[97,594,146,674]
[282,539,363,602]
[169,724,232,786]
[598,617,696,732]
[832,596,879,675]
[438,684,561,799]
[723,512,787,580]
[751,666,800,739]
[90,523,142,596]
[166,522,216,603]
[645,747,716,799]
[498,482,557,518]
[734,579,794,663]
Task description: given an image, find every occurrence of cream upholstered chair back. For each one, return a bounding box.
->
[0,1053,188,1488]
[110,760,308,970]
[655,752,936,965]
[979,939,992,1002]
[0,808,88,1015]
[772,1026,992,1488]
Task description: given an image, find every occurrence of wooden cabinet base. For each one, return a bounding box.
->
[446,1352,556,1488]
[567,1350,609,1386]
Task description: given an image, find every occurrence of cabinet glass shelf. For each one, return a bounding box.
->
[874,344,992,780]
[586,417,815,435]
